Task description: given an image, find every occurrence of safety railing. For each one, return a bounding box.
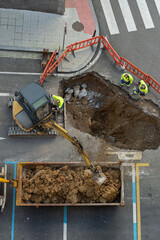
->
[67,36,101,52]
[46,48,70,77]
[120,57,147,80]
[101,36,120,65]
[39,36,160,94]
[146,75,160,93]
[119,57,160,93]
[40,50,57,84]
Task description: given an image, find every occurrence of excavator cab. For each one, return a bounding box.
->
[12,82,52,132]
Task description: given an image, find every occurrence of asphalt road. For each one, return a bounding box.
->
[0,3,160,237]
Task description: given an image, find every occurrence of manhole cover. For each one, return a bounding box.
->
[72,21,84,32]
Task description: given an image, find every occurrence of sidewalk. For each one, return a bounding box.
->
[0,0,99,72]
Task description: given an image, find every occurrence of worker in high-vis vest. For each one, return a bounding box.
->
[50,94,64,111]
[121,73,133,87]
[133,80,148,98]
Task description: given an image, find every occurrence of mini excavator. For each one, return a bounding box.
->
[8,82,106,185]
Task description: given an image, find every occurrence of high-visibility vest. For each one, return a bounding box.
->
[121,73,133,83]
[139,80,148,94]
[52,95,64,108]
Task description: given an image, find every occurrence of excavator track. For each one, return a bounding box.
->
[8,98,64,137]
[8,126,58,136]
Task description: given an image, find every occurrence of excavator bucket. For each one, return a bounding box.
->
[92,169,106,186]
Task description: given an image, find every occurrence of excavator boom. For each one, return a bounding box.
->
[43,120,106,185]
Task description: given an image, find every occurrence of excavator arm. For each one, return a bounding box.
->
[44,120,95,171]
[43,120,106,185]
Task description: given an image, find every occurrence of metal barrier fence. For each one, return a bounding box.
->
[39,36,160,94]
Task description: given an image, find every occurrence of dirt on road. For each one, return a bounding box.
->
[60,72,160,151]
[22,165,121,204]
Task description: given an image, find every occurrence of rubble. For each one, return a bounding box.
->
[79,88,87,99]
[73,85,80,98]
[64,93,72,102]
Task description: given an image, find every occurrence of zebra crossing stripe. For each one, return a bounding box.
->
[136,0,155,29]
[154,0,160,16]
[118,0,137,32]
[100,0,119,35]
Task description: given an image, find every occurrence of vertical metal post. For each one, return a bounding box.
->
[62,22,67,51]
[92,30,96,37]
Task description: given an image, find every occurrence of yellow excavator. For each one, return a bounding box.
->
[7,82,106,185]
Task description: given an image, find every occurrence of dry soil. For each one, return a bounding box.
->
[60,72,160,151]
[22,165,121,204]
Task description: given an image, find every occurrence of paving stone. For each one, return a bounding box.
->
[1,18,8,25]
[29,34,38,41]
[16,26,23,33]
[15,33,22,40]
[22,33,30,40]
[8,12,17,19]
[16,12,24,20]
[15,40,22,46]
[22,40,30,47]
[37,42,45,48]
[8,18,16,25]
[7,26,15,32]
[7,41,15,46]
[29,41,37,48]
[22,27,30,33]
[7,31,15,39]
[16,19,23,26]
[1,11,9,18]
[37,35,45,41]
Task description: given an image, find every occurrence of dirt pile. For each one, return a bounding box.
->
[60,72,160,151]
[22,165,121,204]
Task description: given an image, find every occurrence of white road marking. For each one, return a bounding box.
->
[63,206,67,240]
[107,151,142,161]
[0,93,10,96]
[0,72,41,75]
[63,223,67,240]
[0,137,6,140]
[118,0,137,32]
[133,203,137,223]
[100,0,120,35]
[136,0,155,29]
[154,0,160,16]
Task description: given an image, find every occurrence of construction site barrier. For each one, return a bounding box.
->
[119,57,160,93]
[101,36,120,65]
[67,36,100,52]
[40,50,57,84]
[39,36,160,94]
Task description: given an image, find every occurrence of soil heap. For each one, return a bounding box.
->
[22,165,121,204]
[60,72,160,151]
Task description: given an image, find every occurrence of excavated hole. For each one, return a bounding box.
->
[60,72,160,151]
